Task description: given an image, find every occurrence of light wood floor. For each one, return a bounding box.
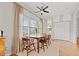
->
[17,39,79,56]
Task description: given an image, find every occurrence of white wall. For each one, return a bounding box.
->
[44,11,73,42]
[50,5,75,42]
[53,22,71,41]
[52,7,79,44]
[0,2,14,54]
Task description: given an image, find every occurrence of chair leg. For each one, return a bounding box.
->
[45,42,48,49]
[42,43,45,52]
[26,46,29,56]
[27,49,28,56]
[22,48,26,52]
[48,40,51,46]
[33,43,36,51]
[46,44,48,49]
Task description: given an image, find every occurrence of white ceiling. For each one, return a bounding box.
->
[18,2,79,20]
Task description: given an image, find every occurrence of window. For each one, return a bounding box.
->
[23,16,29,36]
[23,15,37,36]
[29,20,37,35]
[47,20,52,34]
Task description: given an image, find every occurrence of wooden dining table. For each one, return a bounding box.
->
[30,35,42,53]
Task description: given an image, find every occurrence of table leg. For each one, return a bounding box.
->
[37,39,39,53]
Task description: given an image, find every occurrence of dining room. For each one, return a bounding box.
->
[11,2,79,56]
[1,2,79,56]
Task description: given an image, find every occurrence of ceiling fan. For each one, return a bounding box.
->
[35,6,49,15]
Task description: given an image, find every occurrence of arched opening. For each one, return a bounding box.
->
[71,7,79,44]
[75,8,79,44]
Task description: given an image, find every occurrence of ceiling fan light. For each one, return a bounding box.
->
[41,13,43,15]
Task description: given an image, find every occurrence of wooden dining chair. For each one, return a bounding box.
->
[22,37,36,56]
[39,33,48,52]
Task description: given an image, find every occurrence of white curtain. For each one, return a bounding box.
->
[12,3,23,55]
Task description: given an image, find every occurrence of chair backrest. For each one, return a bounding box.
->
[42,33,49,42]
[44,33,51,40]
[22,37,30,46]
[43,33,48,37]
[48,35,51,40]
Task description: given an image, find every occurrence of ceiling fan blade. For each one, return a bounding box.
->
[35,10,41,13]
[37,6,41,10]
[43,6,48,10]
[44,10,49,13]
